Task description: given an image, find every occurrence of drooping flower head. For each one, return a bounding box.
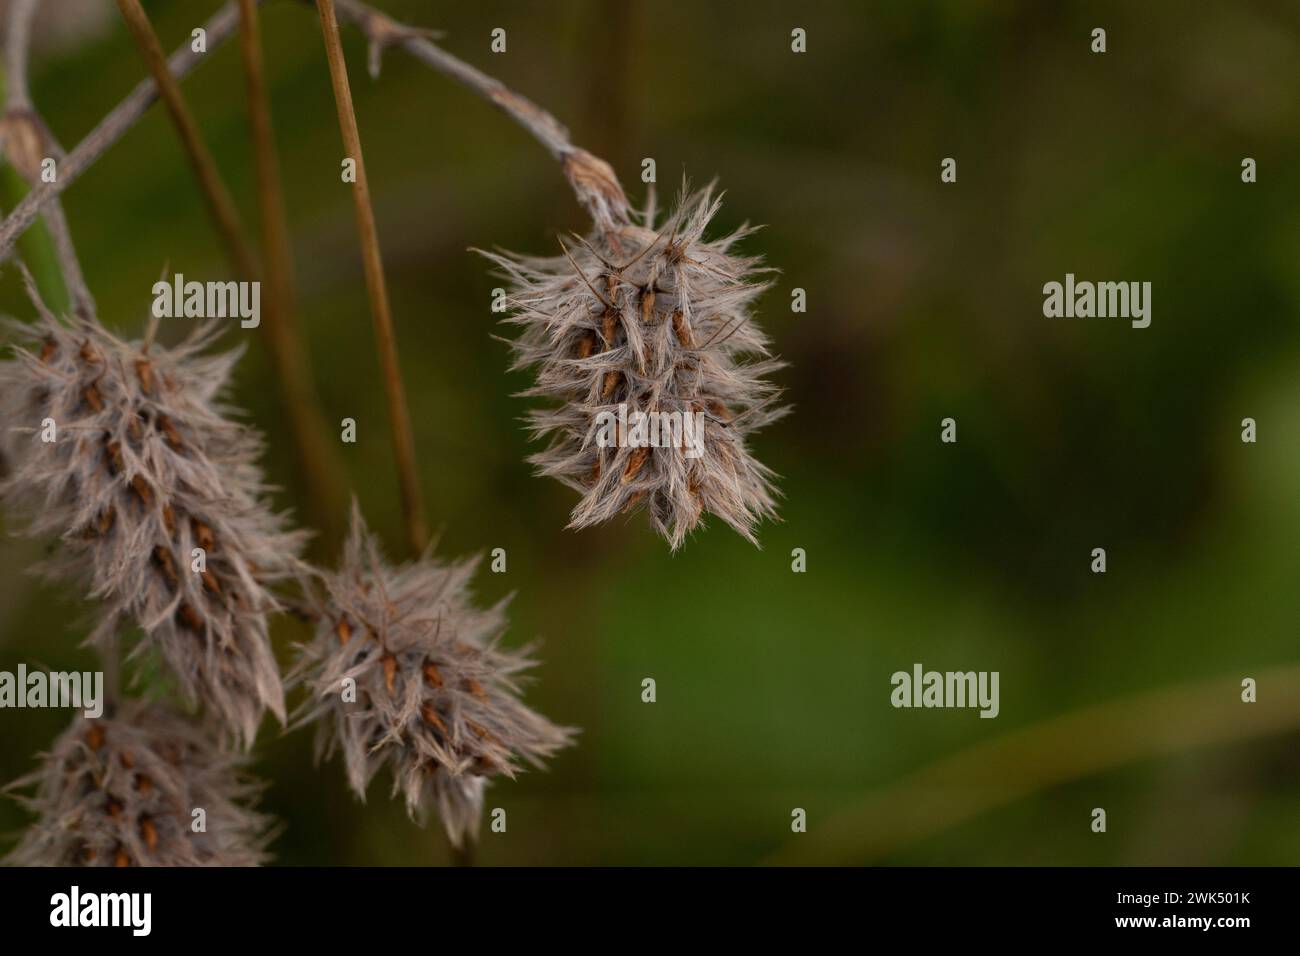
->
[0,294,306,747]
[4,700,273,866]
[295,504,574,848]
[483,181,788,550]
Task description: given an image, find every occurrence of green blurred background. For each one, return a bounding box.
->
[2,0,1300,865]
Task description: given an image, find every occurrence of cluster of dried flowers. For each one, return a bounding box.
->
[293,506,574,849]
[0,300,303,748]
[484,183,787,550]
[4,700,272,867]
[1,292,575,863]
[0,1,787,869]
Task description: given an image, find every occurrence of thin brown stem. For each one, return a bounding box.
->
[322,0,631,235]
[115,0,259,281]
[237,0,346,553]
[0,2,250,260]
[314,0,427,556]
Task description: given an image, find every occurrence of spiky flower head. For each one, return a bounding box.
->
[294,505,574,848]
[4,700,273,866]
[0,296,306,747]
[483,182,788,550]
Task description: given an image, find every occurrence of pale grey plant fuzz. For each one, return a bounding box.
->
[294,505,574,848]
[0,295,306,747]
[4,700,272,866]
[482,183,788,550]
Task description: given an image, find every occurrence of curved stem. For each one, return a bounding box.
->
[764,664,1300,865]
[323,0,631,234]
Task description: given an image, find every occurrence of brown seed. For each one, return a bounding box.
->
[98,507,116,535]
[156,414,183,451]
[672,310,693,347]
[80,845,97,863]
[104,439,124,474]
[382,653,397,693]
[105,799,123,821]
[192,519,215,553]
[466,720,500,745]
[622,446,649,483]
[460,677,487,700]
[140,817,158,852]
[127,415,144,442]
[131,474,153,505]
[590,456,602,483]
[162,504,176,537]
[120,752,134,769]
[422,660,444,688]
[82,382,104,412]
[601,370,620,398]
[177,603,202,631]
[79,341,101,364]
[153,546,178,587]
[601,310,617,348]
[200,570,222,596]
[707,399,731,422]
[135,774,153,796]
[577,331,596,359]
[420,702,448,735]
[336,616,353,645]
[135,359,155,395]
[38,338,56,363]
[471,756,497,776]
[86,725,105,750]
[623,490,646,513]
[641,289,656,324]
[114,846,131,868]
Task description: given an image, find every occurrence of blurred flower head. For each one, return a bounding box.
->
[294,504,574,848]
[4,699,273,866]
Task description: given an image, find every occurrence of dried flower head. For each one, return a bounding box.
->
[294,504,574,848]
[0,294,306,747]
[483,183,788,550]
[4,700,273,866]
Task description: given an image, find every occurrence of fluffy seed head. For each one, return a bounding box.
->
[294,505,574,848]
[0,299,306,747]
[4,700,273,866]
[483,183,788,550]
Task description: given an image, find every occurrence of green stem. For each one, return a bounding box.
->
[0,161,70,314]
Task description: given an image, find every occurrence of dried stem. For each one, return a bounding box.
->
[324,0,631,235]
[0,1,249,260]
[115,0,258,281]
[1,0,95,318]
[314,0,427,556]
[237,0,347,553]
